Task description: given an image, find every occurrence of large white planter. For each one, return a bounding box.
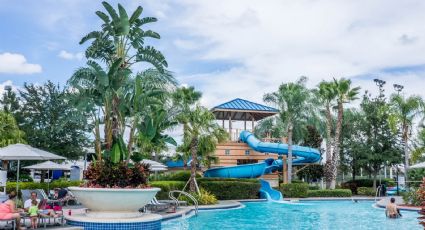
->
[68,187,160,218]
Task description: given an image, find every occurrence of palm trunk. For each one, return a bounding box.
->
[287,122,293,184]
[331,102,344,189]
[372,171,377,190]
[94,118,102,161]
[403,124,409,183]
[127,119,137,161]
[324,104,333,188]
[189,137,199,193]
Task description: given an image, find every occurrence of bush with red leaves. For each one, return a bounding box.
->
[83,160,151,188]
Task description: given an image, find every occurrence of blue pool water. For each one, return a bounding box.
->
[162,201,421,230]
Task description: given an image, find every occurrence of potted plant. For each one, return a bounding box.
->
[67,1,171,218]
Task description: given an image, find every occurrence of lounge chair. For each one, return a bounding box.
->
[145,197,173,212]
[0,218,16,230]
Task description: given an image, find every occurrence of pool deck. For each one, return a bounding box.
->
[375,196,421,211]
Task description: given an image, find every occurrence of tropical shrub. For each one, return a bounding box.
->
[198,178,261,200]
[401,188,421,206]
[84,161,150,188]
[179,188,218,205]
[280,183,309,198]
[150,181,185,199]
[357,187,376,196]
[307,189,352,197]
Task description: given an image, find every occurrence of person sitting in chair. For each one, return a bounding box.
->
[24,192,58,218]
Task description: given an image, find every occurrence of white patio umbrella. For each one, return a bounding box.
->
[24,161,69,192]
[141,159,168,172]
[410,162,425,169]
[0,144,66,193]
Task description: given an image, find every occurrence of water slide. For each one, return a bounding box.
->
[204,131,321,200]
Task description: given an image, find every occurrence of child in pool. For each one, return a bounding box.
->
[28,199,38,229]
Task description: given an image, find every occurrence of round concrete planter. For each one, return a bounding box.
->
[68,187,160,218]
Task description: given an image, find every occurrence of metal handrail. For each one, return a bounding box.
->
[169,190,198,215]
[374,185,382,202]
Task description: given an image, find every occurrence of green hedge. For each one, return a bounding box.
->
[150,181,185,199]
[280,183,309,198]
[198,178,260,200]
[307,189,352,197]
[6,180,82,196]
[357,187,376,196]
[342,179,395,194]
[153,171,201,181]
[308,185,320,190]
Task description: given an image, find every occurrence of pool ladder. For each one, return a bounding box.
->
[374,185,382,202]
[169,190,198,215]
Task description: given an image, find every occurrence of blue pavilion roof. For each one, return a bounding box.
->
[213,98,278,112]
[212,98,278,121]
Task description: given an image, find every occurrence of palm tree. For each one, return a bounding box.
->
[263,76,314,183]
[183,106,227,193]
[77,2,168,155]
[316,81,337,188]
[330,78,360,189]
[390,94,424,181]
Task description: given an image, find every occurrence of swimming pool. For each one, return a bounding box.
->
[162,201,421,230]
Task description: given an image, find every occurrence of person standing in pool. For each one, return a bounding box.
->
[386,197,401,218]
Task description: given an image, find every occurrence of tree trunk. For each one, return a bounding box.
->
[403,124,409,183]
[94,119,102,161]
[127,119,137,161]
[287,123,293,184]
[189,138,199,193]
[331,102,344,189]
[372,172,377,190]
[324,104,333,188]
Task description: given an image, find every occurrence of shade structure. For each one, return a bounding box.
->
[0,144,66,161]
[211,98,279,121]
[141,159,168,172]
[0,144,66,195]
[410,162,425,169]
[23,161,69,171]
[24,161,69,192]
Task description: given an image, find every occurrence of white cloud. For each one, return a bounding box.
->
[0,53,42,74]
[162,0,425,107]
[58,50,84,61]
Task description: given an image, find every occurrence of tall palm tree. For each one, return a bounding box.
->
[390,94,424,181]
[263,76,314,183]
[330,78,360,189]
[316,81,337,188]
[183,106,227,193]
[77,2,168,155]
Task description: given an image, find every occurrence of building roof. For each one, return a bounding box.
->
[211,98,279,121]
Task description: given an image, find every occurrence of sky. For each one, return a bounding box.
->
[1,0,425,109]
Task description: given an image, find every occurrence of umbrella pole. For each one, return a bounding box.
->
[47,169,50,195]
[16,160,20,197]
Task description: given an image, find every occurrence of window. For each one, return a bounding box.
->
[225,149,230,155]
[245,150,250,155]
[237,159,258,165]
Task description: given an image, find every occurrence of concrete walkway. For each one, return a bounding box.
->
[376,196,421,211]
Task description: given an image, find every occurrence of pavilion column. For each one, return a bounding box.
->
[222,119,225,128]
[244,113,247,130]
[251,116,255,131]
[229,113,232,141]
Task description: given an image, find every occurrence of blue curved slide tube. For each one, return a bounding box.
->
[203,131,321,201]
[240,131,321,164]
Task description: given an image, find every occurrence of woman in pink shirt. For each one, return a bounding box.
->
[0,191,25,229]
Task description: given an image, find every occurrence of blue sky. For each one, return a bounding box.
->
[1,0,425,108]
